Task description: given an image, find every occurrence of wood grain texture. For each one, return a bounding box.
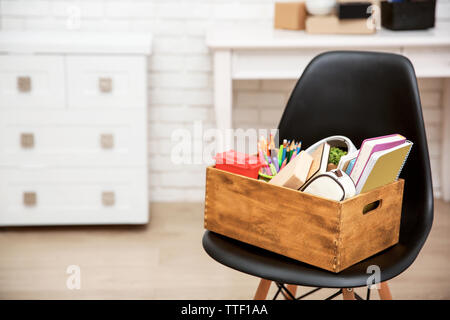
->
[205,166,340,272]
[342,288,356,300]
[285,284,297,300]
[377,282,393,300]
[204,166,404,273]
[254,279,272,300]
[338,179,404,271]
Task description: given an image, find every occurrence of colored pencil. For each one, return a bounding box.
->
[260,136,267,155]
[278,145,284,167]
[282,140,287,164]
[261,147,276,176]
[296,141,302,154]
[269,163,277,175]
[288,140,295,162]
[270,145,278,159]
[258,147,270,175]
[291,148,298,160]
[269,134,276,151]
[257,135,303,177]
[291,142,298,160]
[272,156,279,172]
[286,144,291,163]
[280,158,287,170]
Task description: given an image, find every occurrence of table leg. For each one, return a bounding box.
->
[213,50,233,152]
[442,79,450,202]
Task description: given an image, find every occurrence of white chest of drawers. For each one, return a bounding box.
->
[0,32,152,226]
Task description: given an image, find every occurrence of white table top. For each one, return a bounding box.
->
[0,31,152,54]
[207,22,450,49]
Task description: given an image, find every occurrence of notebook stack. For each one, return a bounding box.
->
[344,134,413,194]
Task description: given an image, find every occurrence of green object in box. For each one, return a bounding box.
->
[258,171,274,182]
[329,147,347,165]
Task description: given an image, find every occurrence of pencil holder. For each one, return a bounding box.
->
[204,166,404,273]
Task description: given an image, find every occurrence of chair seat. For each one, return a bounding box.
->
[203,230,418,288]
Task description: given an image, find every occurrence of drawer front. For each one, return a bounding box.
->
[66,55,146,109]
[0,55,65,108]
[0,167,148,225]
[0,109,147,166]
[402,47,450,77]
[231,47,402,79]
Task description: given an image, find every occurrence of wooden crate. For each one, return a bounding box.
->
[204,166,404,273]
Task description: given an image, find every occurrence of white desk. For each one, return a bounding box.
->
[207,24,450,201]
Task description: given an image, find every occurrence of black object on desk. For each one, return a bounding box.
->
[381,0,436,30]
[338,2,372,20]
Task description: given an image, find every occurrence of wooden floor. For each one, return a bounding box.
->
[0,200,449,300]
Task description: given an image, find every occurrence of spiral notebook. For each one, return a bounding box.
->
[350,134,406,186]
[355,140,413,194]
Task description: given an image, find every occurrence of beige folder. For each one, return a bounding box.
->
[269,151,313,190]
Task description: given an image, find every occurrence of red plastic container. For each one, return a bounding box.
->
[214,150,263,179]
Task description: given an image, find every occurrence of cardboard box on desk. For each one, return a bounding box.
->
[274,2,307,30]
[306,15,376,34]
[204,166,404,273]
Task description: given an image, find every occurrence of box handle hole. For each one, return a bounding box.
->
[363,200,382,214]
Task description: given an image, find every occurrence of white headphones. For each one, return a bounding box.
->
[304,135,357,155]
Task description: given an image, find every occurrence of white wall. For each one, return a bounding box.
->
[1,0,448,201]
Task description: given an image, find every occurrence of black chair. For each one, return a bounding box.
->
[202,51,434,300]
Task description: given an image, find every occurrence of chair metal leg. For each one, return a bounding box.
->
[377,282,392,300]
[284,285,298,300]
[272,284,283,300]
[342,288,356,300]
[366,287,371,300]
[254,279,272,300]
[275,282,297,300]
[298,287,321,299]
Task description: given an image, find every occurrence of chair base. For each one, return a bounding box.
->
[254,279,393,300]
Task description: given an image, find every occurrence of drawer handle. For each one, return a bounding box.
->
[20,133,35,148]
[23,191,37,206]
[98,77,112,93]
[17,76,31,92]
[100,133,114,149]
[102,191,115,206]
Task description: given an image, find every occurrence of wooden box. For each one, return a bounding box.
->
[204,166,404,273]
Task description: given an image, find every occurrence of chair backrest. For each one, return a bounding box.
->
[278,51,433,250]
